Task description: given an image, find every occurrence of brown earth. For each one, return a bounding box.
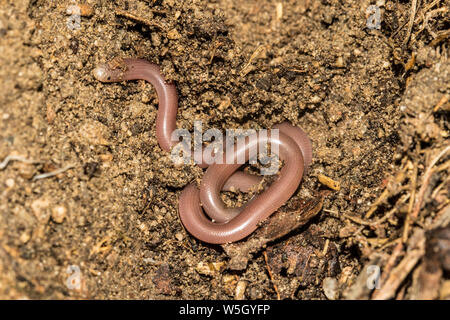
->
[0,0,448,299]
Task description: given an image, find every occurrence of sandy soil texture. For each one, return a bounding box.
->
[0,0,448,299]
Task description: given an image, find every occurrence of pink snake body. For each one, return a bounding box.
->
[94,58,312,244]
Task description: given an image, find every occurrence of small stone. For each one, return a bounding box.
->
[78,4,94,17]
[66,4,94,17]
[5,178,14,188]
[19,231,31,244]
[46,103,56,123]
[51,205,67,224]
[17,162,36,180]
[99,153,113,162]
[175,232,184,242]
[323,277,339,300]
[276,2,283,20]
[31,198,51,224]
[335,56,345,68]
[235,280,247,300]
[151,32,161,47]
[195,261,226,276]
[167,28,181,40]
[310,95,322,104]
[222,274,238,296]
[338,266,354,285]
[248,286,264,299]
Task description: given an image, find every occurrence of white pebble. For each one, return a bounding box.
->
[51,205,67,223]
[235,281,247,300]
[5,178,15,188]
[323,277,339,300]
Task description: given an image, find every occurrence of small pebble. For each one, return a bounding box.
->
[51,205,67,224]
[19,231,31,244]
[79,4,94,17]
[31,198,51,224]
[167,28,181,40]
[175,232,184,242]
[66,4,94,17]
[335,56,345,68]
[338,266,354,285]
[276,2,283,20]
[310,95,322,103]
[323,277,339,300]
[99,153,113,162]
[5,178,14,188]
[151,33,161,47]
[235,280,247,300]
[195,261,226,276]
[222,274,238,296]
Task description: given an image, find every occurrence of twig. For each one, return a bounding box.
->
[410,145,450,222]
[403,0,418,46]
[321,239,330,257]
[390,0,440,40]
[365,160,408,219]
[403,160,418,243]
[377,241,404,289]
[115,8,165,30]
[239,45,268,77]
[372,229,425,300]
[343,194,408,228]
[378,237,402,251]
[263,250,280,300]
[427,203,450,230]
[0,155,39,170]
[344,208,396,227]
[32,164,76,181]
[433,95,449,112]
[208,37,223,65]
[413,7,448,41]
[431,172,450,200]
[429,29,450,46]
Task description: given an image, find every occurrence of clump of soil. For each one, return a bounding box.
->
[0,0,448,299]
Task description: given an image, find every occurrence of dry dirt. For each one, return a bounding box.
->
[0,0,449,299]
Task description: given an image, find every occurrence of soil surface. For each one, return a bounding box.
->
[0,0,448,299]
